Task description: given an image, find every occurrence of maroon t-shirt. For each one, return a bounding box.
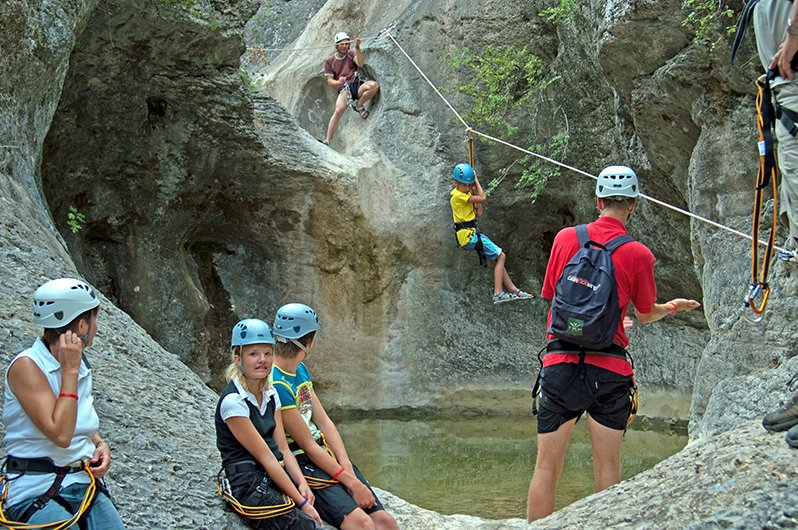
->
[541,216,657,375]
[323,50,358,84]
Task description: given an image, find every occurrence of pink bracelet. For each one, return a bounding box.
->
[668,303,677,316]
[59,392,79,400]
[331,467,345,480]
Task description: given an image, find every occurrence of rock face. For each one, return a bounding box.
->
[1,0,797,528]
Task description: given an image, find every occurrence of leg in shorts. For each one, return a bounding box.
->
[463,232,502,260]
[537,361,633,434]
[295,454,384,527]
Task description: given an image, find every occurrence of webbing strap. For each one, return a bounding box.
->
[575,224,633,253]
[731,0,796,64]
[730,0,760,64]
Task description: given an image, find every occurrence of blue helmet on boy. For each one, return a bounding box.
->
[453,163,475,184]
[273,303,320,340]
[231,318,275,348]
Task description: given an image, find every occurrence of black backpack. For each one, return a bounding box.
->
[548,224,633,350]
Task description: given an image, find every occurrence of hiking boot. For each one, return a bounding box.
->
[787,423,798,449]
[493,292,516,304]
[762,390,798,432]
[511,289,533,299]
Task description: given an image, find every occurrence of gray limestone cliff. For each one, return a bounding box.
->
[1,0,797,528]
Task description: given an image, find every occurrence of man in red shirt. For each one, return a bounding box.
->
[321,31,380,146]
[526,165,701,521]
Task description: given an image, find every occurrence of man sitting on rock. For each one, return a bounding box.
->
[321,31,379,146]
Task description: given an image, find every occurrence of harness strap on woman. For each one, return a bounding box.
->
[0,457,97,529]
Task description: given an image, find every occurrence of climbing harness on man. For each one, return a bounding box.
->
[529,344,639,430]
[742,70,783,323]
[0,457,100,529]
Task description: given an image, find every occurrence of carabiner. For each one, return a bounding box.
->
[740,284,768,323]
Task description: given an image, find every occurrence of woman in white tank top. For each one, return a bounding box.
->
[1,278,125,528]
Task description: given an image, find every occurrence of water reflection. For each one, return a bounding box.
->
[334,415,686,519]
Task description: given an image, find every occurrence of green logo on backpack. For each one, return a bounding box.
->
[567,318,584,336]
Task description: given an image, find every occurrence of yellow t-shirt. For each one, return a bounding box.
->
[450,188,477,247]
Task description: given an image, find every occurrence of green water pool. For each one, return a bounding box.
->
[334,415,687,520]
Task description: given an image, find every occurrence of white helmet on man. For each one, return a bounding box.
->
[33,278,99,328]
[334,32,350,44]
[595,165,639,199]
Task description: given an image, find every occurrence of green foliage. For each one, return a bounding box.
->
[681,0,739,50]
[447,45,549,137]
[486,133,570,203]
[539,0,578,24]
[447,45,567,203]
[67,206,86,234]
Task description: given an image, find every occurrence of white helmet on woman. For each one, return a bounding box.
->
[33,278,99,328]
[334,31,350,44]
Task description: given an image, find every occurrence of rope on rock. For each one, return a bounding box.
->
[381,28,790,255]
[246,31,386,63]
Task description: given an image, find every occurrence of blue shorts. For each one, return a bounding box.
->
[463,232,502,261]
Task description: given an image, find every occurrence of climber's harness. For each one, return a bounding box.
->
[0,456,103,528]
[453,220,487,267]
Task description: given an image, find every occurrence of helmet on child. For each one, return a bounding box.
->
[453,163,475,184]
[595,165,639,199]
[334,32,350,44]
[33,278,100,328]
[231,319,275,348]
[273,303,320,340]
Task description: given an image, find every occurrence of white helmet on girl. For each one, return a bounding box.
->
[33,278,99,328]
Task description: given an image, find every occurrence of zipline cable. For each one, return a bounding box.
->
[384,30,470,129]
[382,28,789,254]
[247,31,385,55]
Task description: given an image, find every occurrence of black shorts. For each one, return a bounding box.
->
[295,454,384,527]
[229,471,319,530]
[344,78,362,101]
[537,362,634,433]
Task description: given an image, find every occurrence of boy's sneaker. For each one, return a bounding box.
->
[511,289,533,299]
[762,390,798,432]
[787,423,798,449]
[493,292,516,304]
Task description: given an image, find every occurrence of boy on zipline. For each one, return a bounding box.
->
[450,163,533,304]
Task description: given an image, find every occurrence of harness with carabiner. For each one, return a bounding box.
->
[216,460,296,521]
[0,456,99,529]
[292,433,344,490]
[530,342,639,430]
[742,70,784,323]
